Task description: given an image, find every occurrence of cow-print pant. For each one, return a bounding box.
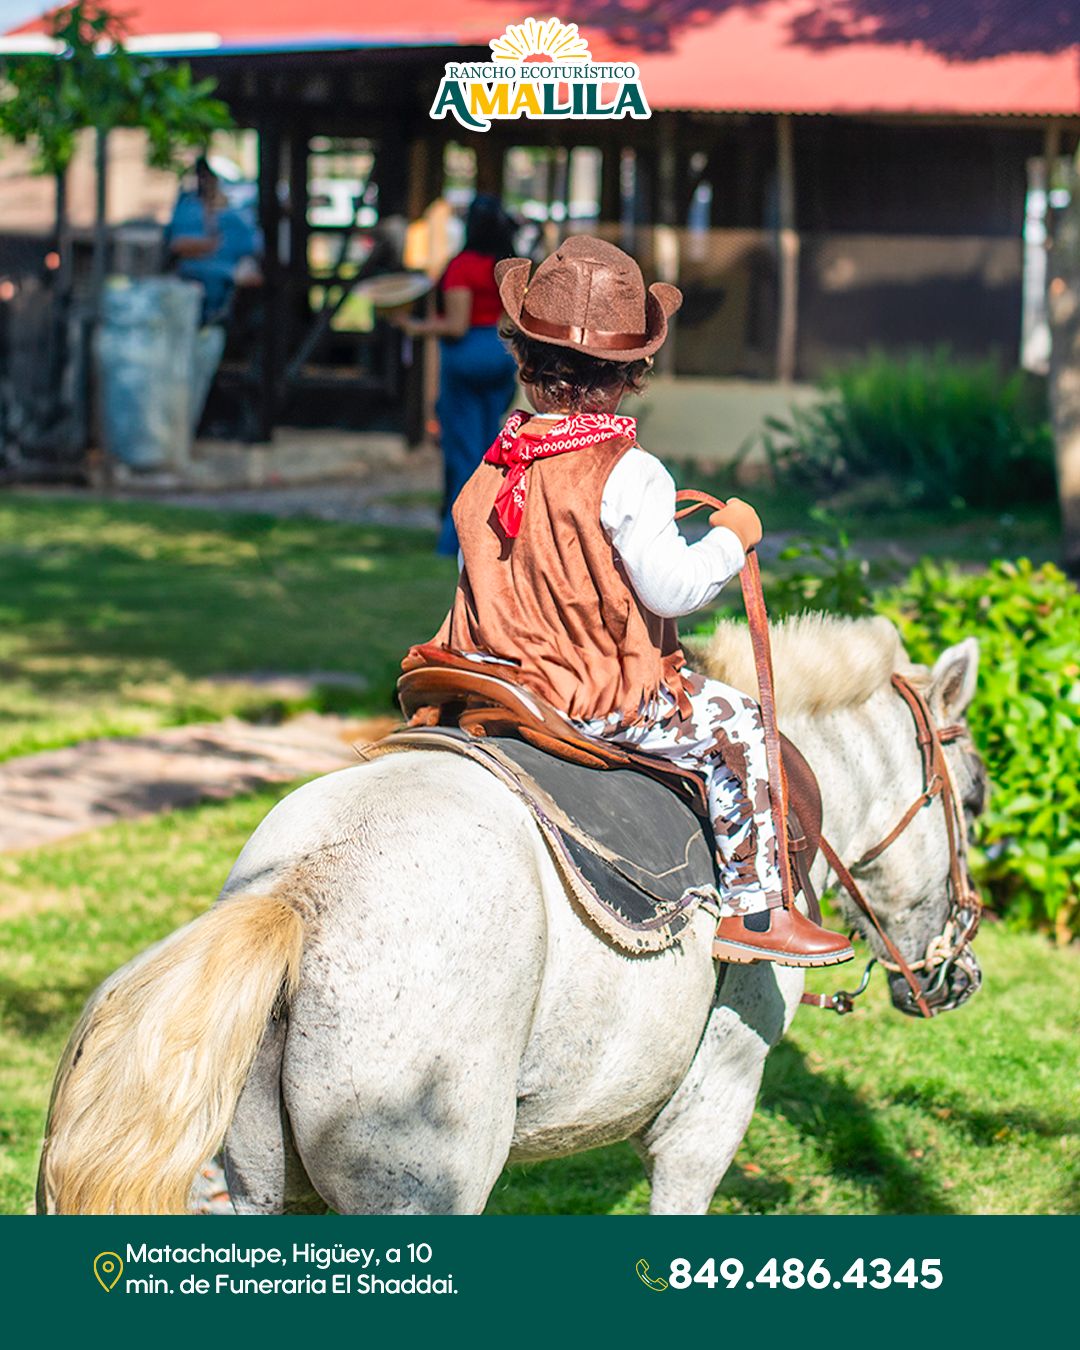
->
[576,669,784,916]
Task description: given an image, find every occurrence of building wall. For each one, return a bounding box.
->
[1,94,1052,389]
[798,231,1023,373]
[0,129,179,236]
[795,118,1034,236]
[662,114,1049,377]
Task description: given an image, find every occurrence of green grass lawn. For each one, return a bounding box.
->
[668,461,1062,575]
[0,492,1074,1216]
[0,491,1063,762]
[492,935,1080,1215]
[0,495,457,761]
[0,782,1075,1216]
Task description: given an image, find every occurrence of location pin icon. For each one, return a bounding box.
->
[93,1252,123,1292]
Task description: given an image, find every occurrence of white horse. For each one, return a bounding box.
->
[37,615,986,1215]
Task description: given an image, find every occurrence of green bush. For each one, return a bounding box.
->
[761,349,1055,510]
[767,510,875,618]
[877,560,1080,937]
[702,519,1075,935]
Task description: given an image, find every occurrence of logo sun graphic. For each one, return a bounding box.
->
[489,17,592,64]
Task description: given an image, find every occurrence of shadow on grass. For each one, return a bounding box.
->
[0,975,90,1041]
[888,1083,1080,1213]
[891,1082,1080,1144]
[486,1141,646,1215]
[754,1041,958,1214]
[1,500,453,702]
[487,1041,969,1215]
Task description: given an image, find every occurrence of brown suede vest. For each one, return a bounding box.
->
[434,434,687,723]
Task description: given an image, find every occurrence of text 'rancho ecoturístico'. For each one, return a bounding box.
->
[429,17,651,131]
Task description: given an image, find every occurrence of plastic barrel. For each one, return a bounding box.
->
[96,277,202,470]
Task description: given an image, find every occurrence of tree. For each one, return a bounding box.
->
[0,0,232,303]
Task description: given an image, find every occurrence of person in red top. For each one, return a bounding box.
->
[397,195,519,554]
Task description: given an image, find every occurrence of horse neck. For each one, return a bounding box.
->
[784,685,927,871]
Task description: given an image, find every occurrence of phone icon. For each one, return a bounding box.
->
[635,1258,669,1291]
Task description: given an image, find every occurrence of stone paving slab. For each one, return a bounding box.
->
[11,709,403,1212]
[0,713,399,853]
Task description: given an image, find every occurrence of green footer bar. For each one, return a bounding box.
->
[3,1215,1073,1344]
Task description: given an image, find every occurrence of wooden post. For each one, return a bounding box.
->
[655,114,679,376]
[551,145,570,241]
[474,137,502,196]
[407,132,445,221]
[375,125,410,219]
[255,119,283,443]
[88,128,110,466]
[91,128,109,319]
[619,148,638,257]
[53,168,72,300]
[403,128,441,449]
[775,113,799,383]
[1047,124,1080,575]
[600,140,621,231]
[282,127,312,383]
[1043,119,1062,249]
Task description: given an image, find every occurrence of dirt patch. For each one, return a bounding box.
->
[0,713,401,854]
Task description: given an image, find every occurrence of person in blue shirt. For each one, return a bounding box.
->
[165,157,260,323]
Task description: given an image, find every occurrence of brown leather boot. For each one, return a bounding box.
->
[712,906,854,967]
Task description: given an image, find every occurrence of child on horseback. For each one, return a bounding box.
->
[406,235,852,967]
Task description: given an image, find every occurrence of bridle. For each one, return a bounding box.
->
[673,489,982,1022]
[802,673,983,1019]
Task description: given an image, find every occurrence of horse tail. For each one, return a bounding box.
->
[38,891,305,1214]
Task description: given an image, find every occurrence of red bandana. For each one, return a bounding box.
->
[483,409,637,538]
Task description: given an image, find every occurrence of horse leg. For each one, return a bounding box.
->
[281,971,524,1214]
[224,1013,325,1215]
[632,963,800,1215]
[277,764,547,1215]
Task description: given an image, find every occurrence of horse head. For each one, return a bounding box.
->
[834,637,987,1019]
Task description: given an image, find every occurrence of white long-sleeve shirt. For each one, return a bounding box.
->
[456,433,746,620]
[599,446,746,618]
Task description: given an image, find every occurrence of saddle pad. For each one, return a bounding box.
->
[371,727,721,955]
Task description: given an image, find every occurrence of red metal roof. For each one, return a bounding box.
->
[7,0,1080,116]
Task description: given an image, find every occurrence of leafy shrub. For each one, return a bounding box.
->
[877,560,1080,937]
[766,510,875,618]
[698,513,1074,935]
[761,349,1055,511]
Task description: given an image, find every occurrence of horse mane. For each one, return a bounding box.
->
[691,613,907,717]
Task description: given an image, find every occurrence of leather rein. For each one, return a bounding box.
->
[674,491,795,919]
[674,490,981,1021]
[807,674,982,1019]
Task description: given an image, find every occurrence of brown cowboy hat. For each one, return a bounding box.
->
[495,235,682,362]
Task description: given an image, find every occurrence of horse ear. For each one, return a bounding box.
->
[928,638,979,722]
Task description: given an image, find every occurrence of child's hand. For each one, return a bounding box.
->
[709,498,762,551]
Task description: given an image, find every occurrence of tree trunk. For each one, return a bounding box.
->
[91,128,108,318]
[1047,159,1080,576]
[54,169,70,291]
[50,166,79,453]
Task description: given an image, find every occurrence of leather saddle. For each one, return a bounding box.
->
[397,643,824,921]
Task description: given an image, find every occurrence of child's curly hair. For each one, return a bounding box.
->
[501,325,652,411]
